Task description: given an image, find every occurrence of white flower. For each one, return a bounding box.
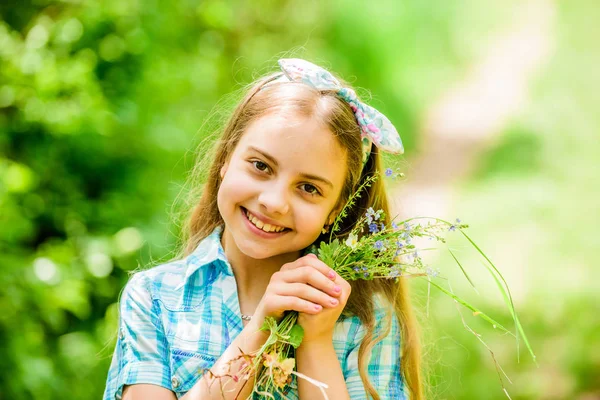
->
[345,233,359,249]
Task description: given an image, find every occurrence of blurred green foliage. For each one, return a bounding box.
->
[1,0,598,399]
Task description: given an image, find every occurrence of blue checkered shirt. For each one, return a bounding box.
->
[103,226,407,399]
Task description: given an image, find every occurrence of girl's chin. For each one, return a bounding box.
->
[238,241,304,261]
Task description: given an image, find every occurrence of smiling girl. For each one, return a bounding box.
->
[103,59,422,400]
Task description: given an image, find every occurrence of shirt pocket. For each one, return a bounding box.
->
[169,348,216,396]
[167,313,228,396]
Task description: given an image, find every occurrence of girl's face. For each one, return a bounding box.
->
[217,112,347,260]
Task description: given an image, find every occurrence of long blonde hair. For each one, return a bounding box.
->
[179,70,423,399]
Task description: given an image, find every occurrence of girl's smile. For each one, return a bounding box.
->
[241,206,290,237]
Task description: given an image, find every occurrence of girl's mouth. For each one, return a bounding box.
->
[241,207,290,237]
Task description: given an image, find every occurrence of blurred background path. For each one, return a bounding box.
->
[392,0,555,219]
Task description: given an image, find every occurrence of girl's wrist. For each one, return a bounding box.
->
[237,319,269,352]
[297,337,334,353]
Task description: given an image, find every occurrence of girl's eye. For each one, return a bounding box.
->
[300,183,321,196]
[252,160,270,172]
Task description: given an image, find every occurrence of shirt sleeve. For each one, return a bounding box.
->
[344,308,407,399]
[103,272,172,400]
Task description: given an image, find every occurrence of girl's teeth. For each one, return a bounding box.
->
[246,210,284,233]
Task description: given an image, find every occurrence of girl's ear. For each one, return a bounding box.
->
[327,202,344,226]
[220,162,229,179]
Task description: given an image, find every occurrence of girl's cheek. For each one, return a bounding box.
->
[294,203,328,230]
[226,166,255,186]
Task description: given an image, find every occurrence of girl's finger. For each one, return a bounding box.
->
[280,266,341,298]
[276,282,340,308]
[281,254,337,281]
[275,295,324,315]
[330,275,352,302]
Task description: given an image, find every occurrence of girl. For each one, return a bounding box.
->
[103,58,422,400]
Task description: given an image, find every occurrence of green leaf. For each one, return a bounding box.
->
[428,280,512,335]
[460,230,537,364]
[448,248,478,292]
[318,238,339,268]
[260,316,277,332]
[288,324,304,349]
[330,238,340,252]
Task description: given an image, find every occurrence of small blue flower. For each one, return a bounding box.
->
[396,241,404,248]
[426,267,440,278]
[361,266,368,271]
[369,223,379,233]
[365,208,375,224]
[449,218,462,231]
[374,240,384,250]
[366,207,383,222]
[353,267,360,272]
[404,222,411,231]
[391,222,398,229]
[389,267,402,278]
[385,168,393,177]
[363,272,369,278]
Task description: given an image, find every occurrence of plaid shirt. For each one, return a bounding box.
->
[103,226,407,399]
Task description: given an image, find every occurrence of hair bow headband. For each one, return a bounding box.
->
[263,58,404,164]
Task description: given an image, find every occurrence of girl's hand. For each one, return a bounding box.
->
[252,254,344,328]
[297,255,351,343]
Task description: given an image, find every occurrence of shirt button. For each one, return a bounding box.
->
[171,377,180,389]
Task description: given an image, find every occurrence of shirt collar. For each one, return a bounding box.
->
[175,225,233,290]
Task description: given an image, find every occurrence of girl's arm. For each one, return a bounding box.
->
[121,318,269,400]
[296,340,351,400]
[179,318,269,400]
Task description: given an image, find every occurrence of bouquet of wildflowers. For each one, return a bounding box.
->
[211,176,535,400]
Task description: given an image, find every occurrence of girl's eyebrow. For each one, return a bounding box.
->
[247,145,334,189]
[248,146,279,166]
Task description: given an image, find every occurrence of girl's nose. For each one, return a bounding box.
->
[257,185,290,215]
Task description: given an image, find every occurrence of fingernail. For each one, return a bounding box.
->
[334,285,341,293]
[330,298,339,305]
[308,253,318,258]
[328,270,336,279]
[314,304,322,311]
